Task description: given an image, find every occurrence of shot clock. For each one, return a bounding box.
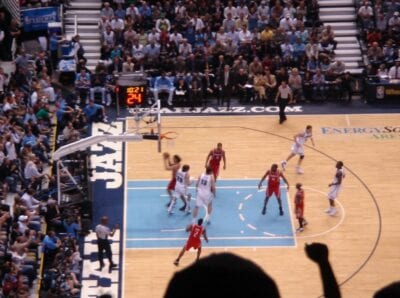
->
[115,72,148,110]
[118,85,147,106]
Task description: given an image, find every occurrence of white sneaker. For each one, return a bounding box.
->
[329,208,337,216]
[168,200,176,214]
[281,160,287,171]
[325,208,332,213]
[296,166,304,174]
[296,227,304,233]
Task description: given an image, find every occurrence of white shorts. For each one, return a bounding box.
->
[174,185,188,198]
[195,193,213,207]
[291,143,304,156]
[328,185,342,200]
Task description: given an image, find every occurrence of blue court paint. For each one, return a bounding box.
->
[126,180,295,249]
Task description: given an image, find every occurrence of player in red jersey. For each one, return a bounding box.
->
[258,163,289,216]
[174,218,208,266]
[205,143,226,180]
[163,153,182,207]
[294,183,308,232]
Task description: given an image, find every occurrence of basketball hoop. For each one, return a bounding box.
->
[160,131,178,149]
[122,100,163,152]
[160,131,178,140]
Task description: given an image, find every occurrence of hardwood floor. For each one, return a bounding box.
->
[124,114,400,298]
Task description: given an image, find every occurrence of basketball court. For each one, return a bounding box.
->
[118,112,399,298]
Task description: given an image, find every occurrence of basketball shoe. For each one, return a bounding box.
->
[328,208,337,216]
[296,166,304,174]
[281,160,287,171]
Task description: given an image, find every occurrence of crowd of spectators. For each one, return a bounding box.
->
[0,65,88,296]
[362,0,400,78]
[0,7,93,294]
[48,0,355,109]
[2,0,398,295]
[0,76,88,297]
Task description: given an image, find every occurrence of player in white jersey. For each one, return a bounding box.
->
[168,165,192,214]
[326,161,345,216]
[281,125,315,174]
[192,166,216,224]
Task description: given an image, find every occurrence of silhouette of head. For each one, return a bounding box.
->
[374,281,400,298]
[164,253,280,298]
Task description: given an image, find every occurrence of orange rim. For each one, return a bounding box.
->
[160,131,178,140]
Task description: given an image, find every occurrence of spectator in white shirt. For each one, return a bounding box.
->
[126,3,139,19]
[329,60,346,76]
[257,1,270,19]
[388,11,400,32]
[236,3,249,19]
[147,28,160,44]
[98,15,111,33]
[216,27,228,45]
[111,15,125,42]
[388,59,400,79]
[155,15,171,33]
[238,25,252,44]
[102,26,116,47]
[24,156,49,187]
[178,39,193,57]
[283,0,296,18]
[224,1,237,19]
[132,39,145,62]
[169,29,183,47]
[281,40,294,60]
[358,1,374,29]
[5,134,17,161]
[280,14,295,32]
[21,189,40,212]
[191,15,205,32]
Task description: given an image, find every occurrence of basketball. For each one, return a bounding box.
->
[163,152,170,159]
[185,223,192,232]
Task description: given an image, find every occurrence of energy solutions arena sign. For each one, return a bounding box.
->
[321,126,400,139]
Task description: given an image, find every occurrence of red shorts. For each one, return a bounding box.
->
[167,178,176,191]
[267,187,280,198]
[185,240,201,251]
[295,203,304,218]
[210,163,220,178]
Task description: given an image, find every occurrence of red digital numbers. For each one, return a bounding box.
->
[125,86,145,106]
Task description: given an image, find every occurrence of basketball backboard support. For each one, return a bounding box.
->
[125,100,162,152]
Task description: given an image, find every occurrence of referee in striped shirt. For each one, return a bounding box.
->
[95,216,118,273]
